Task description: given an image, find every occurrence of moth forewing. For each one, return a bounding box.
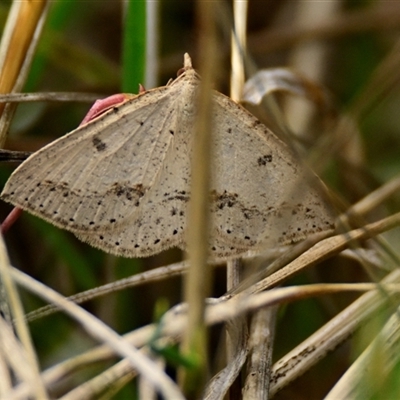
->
[0,53,335,260]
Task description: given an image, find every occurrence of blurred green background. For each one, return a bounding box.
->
[1,0,400,398]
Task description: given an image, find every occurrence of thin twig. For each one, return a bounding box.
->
[0,92,104,103]
[24,261,190,322]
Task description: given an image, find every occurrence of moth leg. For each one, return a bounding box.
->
[1,207,23,234]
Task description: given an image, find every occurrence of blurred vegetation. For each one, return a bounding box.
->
[1,0,400,398]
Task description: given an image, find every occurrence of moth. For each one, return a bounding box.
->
[1,54,335,260]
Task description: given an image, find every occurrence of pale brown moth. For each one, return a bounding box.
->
[1,54,335,260]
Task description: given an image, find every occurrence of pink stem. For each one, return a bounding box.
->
[2,207,23,234]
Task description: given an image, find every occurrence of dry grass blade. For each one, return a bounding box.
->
[270,268,400,396]
[325,305,400,399]
[0,149,32,162]
[138,352,164,400]
[232,230,333,295]
[242,307,277,400]
[10,268,184,400]
[0,236,47,398]
[225,258,247,397]
[242,68,332,115]
[204,317,248,400]
[344,173,400,219]
[230,0,247,103]
[168,283,400,347]
[230,284,400,318]
[247,212,400,296]
[9,326,156,400]
[0,0,50,145]
[59,358,136,400]
[180,0,218,393]
[0,316,33,394]
[0,315,60,399]
[0,340,11,395]
[144,1,159,89]
[10,281,400,399]
[223,4,249,396]
[25,260,189,322]
[0,92,104,103]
